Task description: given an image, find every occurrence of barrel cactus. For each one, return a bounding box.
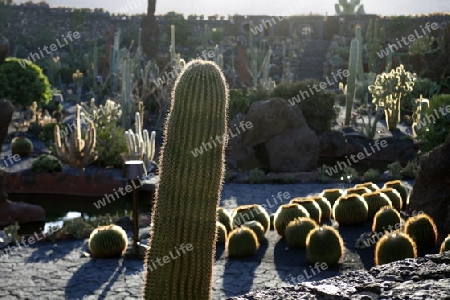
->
[383,180,409,207]
[143,60,229,300]
[242,220,266,243]
[11,137,33,157]
[346,187,371,195]
[404,213,438,253]
[374,231,417,266]
[274,203,310,237]
[306,225,344,266]
[319,188,345,208]
[355,182,379,191]
[362,191,392,219]
[332,194,368,225]
[218,207,233,233]
[372,206,401,234]
[285,217,318,248]
[231,204,270,233]
[227,227,260,258]
[440,235,450,254]
[310,196,332,220]
[216,221,227,244]
[88,225,128,258]
[378,188,403,211]
[290,197,322,223]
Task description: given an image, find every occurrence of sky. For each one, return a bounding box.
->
[13,0,450,16]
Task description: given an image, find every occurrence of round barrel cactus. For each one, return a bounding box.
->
[378,188,403,211]
[11,137,33,157]
[355,182,379,191]
[216,221,227,244]
[310,196,332,220]
[290,197,322,223]
[319,188,345,208]
[243,220,266,243]
[346,187,371,196]
[362,191,392,219]
[404,213,438,253]
[440,235,450,254]
[227,227,259,258]
[285,217,318,248]
[383,180,409,207]
[374,231,417,266]
[274,203,310,237]
[231,204,270,233]
[332,194,368,225]
[306,225,344,266]
[372,206,401,233]
[88,225,128,258]
[218,207,233,233]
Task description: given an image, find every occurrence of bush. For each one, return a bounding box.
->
[96,124,128,168]
[363,169,381,182]
[420,94,450,153]
[228,89,250,119]
[0,57,52,107]
[248,168,265,184]
[273,79,337,134]
[387,161,403,180]
[32,154,62,173]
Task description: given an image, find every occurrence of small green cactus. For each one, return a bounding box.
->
[404,213,438,253]
[269,213,275,230]
[290,197,322,223]
[378,188,403,211]
[285,217,318,248]
[231,204,270,233]
[216,221,227,244]
[372,206,401,234]
[88,224,128,258]
[218,207,233,233]
[274,204,310,237]
[11,137,33,157]
[332,194,368,225]
[306,225,344,266]
[383,180,409,207]
[440,235,450,254]
[355,182,379,192]
[310,196,332,220]
[319,188,346,208]
[227,227,259,258]
[242,220,266,243]
[362,191,392,219]
[374,231,417,266]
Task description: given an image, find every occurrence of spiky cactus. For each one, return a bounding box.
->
[320,188,346,208]
[440,235,450,254]
[306,225,344,266]
[290,197,322,224]
[218,207,233,233]
[143,60,229,300]
[333,194,368,225]
[242,220,266,244]
[404,213,438,253]
[216,221,227,244]
[88,225,128,258]
[346,187,371,195]
[54,104,97,170]
[231,204,270,233]
[310,196,332,220]
[378,188,403,211]
[11,137,33,156]
[227,227,259,258]
[372,206,401,234]
[362,191,392,219]
[285,217,318,248]
[374,231,417,266]
[355,182,379,192]
[382,180,409,207]
[274,204,310,237]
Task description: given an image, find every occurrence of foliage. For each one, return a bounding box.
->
[282,173,296,184]
[306,225,344,266]
[228,89,250,119]
[317,165,332,183]
[387,161,403,180]
[88,224,128,258]
[273,80,337,133]
[341,167,359,183]
[32,154,62,173]
[374,231,417,266]
[0,58,52,107]
[401,159,419,179]
[248,168,265,184]
[332,194,368,225]
[335,0,365,15]
[420,94,450,153]
[63,217,94,239]
[4,222,20,244]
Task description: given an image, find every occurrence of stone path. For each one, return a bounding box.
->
[0,182,413,300]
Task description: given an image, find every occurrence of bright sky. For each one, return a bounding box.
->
[13,0,450,16]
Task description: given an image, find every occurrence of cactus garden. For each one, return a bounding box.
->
[1,0,450,299]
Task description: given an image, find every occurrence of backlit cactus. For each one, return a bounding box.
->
[306,225,344,266]
[88,224,128,258]
[310,196,332,220]
[346,187,371,196]
[404,213,438,253]
[143,60,229,300]
[285,217,318,248]
[319,188,346,208]
[216,221,227,244]
[355,182,379,192]
[362,191,392,219]
[231,204,270,233]
[218,207,233,233]
[333,194,368,225]
[378,188,403,211]
[290,197,322,223]
[11,137,33,157]
[274,203,310,237]
[243,220,266,244]
[382,180,409,207]
[372,206,401,234]
[227,227,259,258]
[440,235,450,254]
[374,231,417,266]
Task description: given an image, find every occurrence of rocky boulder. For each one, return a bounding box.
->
[408,138,450,244]
[0,200,46,227]
[226,98,320,172]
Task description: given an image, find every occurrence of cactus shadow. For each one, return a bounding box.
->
[222,241,268,297]
[26,239,85,263]
[215,243,225,260]
[273,237,310,284]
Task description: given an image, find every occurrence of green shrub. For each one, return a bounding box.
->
[404,213,438,253]
[401,159,419,179]
[38,122,57,147]
[420,94,450,153]
[248,168,265,184]
[88,224,128,258]
[387,161,403,180]
[32,154,62,173]
[332,194,368,225]
[226,227,259,258]
[374,231,417,266]
[96,124,128,168]
[363,168,381,182]
[0,57,51,107]
[372,206,401,234]
[341,167,359,183]
[306,225,344,266]
[228,89,250,119]
[285,217,318,248]
[273,79,337,134]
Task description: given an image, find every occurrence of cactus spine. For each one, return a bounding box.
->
[143,60,229,300]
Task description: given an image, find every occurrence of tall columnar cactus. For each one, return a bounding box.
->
[0,36,9,65]
[344,38,359,126]
[366,19,381,73]
[143,60,229,300]
[355,25,364,79]
[54,104,97,170]
[335,0,365,15]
